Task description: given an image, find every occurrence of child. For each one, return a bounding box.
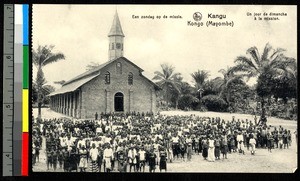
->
[221,136,228,159]
[249,135,256,155]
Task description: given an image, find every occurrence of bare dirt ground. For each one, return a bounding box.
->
[32,108,297,173]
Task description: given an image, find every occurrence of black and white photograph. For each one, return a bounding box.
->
[31,5,297,173]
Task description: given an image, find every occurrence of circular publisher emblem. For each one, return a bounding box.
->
[193,12,202,21]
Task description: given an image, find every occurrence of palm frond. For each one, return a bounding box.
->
[246,46,261,66]
[235,56,259,72]
[42,53,65,66]
[269,48,285,61]
[261,43,272,62]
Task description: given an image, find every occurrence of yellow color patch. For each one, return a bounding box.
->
[22,89,28,132]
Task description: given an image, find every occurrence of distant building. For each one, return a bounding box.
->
[49,11,159,118]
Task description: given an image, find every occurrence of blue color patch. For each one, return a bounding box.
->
[22,4,28,45]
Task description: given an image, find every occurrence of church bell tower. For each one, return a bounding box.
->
[108,10,125,60]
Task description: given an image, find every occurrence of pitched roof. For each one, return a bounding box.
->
[48,73,99,96]
[49,57,159,96]
[108,10,125,37]
[63,57,143,86]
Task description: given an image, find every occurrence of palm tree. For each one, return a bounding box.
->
[191,70,210,99]
[214,67,243,104]
[54,80,66,85]
[33,45,65,120]
[153,63,182,109]
[231,43,295,123]
[86,61,101,71]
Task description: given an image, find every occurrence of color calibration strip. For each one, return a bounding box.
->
[21,4,29,176]
[3,4,14,176]
[3,4,29,176]
[14,4,23,176]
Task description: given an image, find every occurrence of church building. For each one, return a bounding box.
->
[49,11,159,119]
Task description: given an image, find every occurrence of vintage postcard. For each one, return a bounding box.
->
[31,5,297,173]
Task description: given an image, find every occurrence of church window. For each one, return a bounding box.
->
[128,72,133,85]
[116,62,122,74]
[105,72,110,84]
[116,43,121,49]
[111,43,114,50]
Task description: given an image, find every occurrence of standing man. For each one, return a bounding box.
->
[148,148,156,173]
[207,135,215,162]
[89,143,99,172]
[127,145,137,172]
[78,145,88,172]
[103,144,114,172]
[237,131,245,154]
[95,112,98,120]
[186,135,192,161]
[159,147,167,172]
[138,146,146,172]
[249,134,256,155]
[116,144,127,172]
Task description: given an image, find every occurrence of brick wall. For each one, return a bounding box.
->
[80,58,157,118]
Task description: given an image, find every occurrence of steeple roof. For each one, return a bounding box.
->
[108,10,125,37]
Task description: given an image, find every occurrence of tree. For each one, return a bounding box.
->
[33,45,65,120]
[191,70,210,99]
[231,43,296,123]
[153,63,182,109]
[54,80,66,85]
[201,95,228,112]
[86,61,101,71]
[33,80,55,106]
[214,67,243,104]
[272,57,297,102]
[177,82,198,110]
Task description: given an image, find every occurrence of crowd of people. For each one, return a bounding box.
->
[32,112,294,172]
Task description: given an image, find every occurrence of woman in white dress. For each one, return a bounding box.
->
[207,135,215,162]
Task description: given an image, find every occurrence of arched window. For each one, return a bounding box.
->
[128,72,133,85]
[116,62,122,74]
[116,43,121,49]
[111,43,114,50]
[105,71,110,84]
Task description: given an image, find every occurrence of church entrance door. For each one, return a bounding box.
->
[114,92,124,112]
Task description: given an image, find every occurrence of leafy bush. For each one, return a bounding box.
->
[201,95,228,112]
[178,95,198,110]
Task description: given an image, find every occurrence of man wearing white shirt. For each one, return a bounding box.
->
[186,136,192,161]
[138,147,146,172]
[89,143,99,172]
[237,131,245,154]
[77,137,86,149]
[96,126,102,134]
[249,136,256,155]
[103,144,113,172]
[127,146,137,172]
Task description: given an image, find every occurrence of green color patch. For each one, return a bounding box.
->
[23,46,29,89]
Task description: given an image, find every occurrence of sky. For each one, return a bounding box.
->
[32,5,297,89]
